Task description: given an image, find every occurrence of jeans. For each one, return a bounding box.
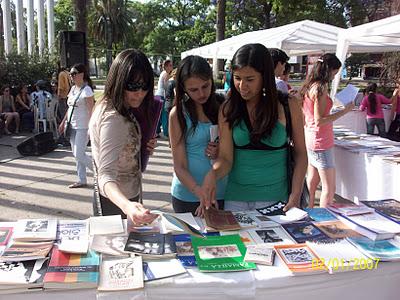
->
[70,128,93,184]
[224,201,279,212]
[366,118,386,137]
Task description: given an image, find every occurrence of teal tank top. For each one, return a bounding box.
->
[225,119,288,202]
[171,115,227,202]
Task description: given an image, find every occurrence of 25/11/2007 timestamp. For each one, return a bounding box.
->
[312,258,380,271]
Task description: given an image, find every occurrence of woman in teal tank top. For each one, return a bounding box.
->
[201,43,308,212]
[169,55,226,216]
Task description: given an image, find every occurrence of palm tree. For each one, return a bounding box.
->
[89,0,134,71]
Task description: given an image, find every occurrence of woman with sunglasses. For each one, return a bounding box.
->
[169,55,226,216]
[0,86,20,134]
[59,63,94,188]
[89,49,158,224]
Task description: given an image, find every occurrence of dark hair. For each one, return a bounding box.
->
[269,48,289,69]
[71,63,93,90]
[224,43,278,143]
[101,49,154,124]
[366,82,378,115]
[163,59,172,69]
[175,55,221,142]
[300,53,341,99]
[283,62,291,75]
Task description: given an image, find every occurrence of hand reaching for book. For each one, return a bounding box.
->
[195,201,219,218]
[283,192,300,212]
[200,170,217,209]
[125,202,158,226]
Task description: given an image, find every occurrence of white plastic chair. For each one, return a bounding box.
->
[34,96,59,138]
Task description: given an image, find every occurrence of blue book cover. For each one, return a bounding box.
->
[304,208,338,222]
[283,222,330,243]
[174,233,219,267]
[347,237,400,261]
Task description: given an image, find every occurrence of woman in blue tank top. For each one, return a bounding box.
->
[169,55,227,216]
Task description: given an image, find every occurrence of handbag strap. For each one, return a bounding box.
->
[66,85,86,125]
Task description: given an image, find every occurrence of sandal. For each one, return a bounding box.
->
[68,182,87,188]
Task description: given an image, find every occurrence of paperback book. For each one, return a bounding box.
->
[204,207,241,231]
[232,211,258,228]
[155,211,204,237]
[98,256,144,291]
[90,234,129,257]
[314,220,361,239]
[347,237,400,261]
[56,220,89,254]
[0,241,53,262]
[191,235,257,272]
[327,202,374,216]
[304,208,338,222]
[244,244,275,266]
[220,230,257,246]
[256,201,287,216]
[283,222,329,243]
[124,232,176,259]
[13,219,57,242]
[89,215,124,235]
[143,259,187,281]
[43,247,100,289]
[0,227,13,246]
[360,199,400,224]
[248,226,295,245]
[266,208,308,224]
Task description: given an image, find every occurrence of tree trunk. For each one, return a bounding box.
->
[263,2,272,29]
[0,7,4,56]
[216,0,226,81]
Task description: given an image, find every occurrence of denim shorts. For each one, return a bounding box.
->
[307,148,335,169]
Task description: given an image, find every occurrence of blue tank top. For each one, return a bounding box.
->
[171,115,227,202]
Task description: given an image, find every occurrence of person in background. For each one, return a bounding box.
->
[270,48,290,94]
[31,80,51,121]
[300,54,354,208]
[359,82,391,137]
[89,49,158,224]
[223,62,232,94]
[201,44,307,212]
[388,80,400,140]
[165,68,177,115]
[155,59,173,138]
[57,66,71,122]
[169,55,226,216]
[15,84,34,131]
[279,62,293,92]
[58,64,94,189]
[0,86,20,134]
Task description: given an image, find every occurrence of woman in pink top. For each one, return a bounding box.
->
[359,82,391,137]
[388,82,400,140]
[300,54,354,208]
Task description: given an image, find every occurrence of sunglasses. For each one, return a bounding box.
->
[70,72,80,77]
[125,81,149,92]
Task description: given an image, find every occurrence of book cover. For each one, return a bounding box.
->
[13,219,57,242]
[304,208,338,222]
[57,220,89,254]
[274,244,327,275]
[232,212,258,228]
[244,244,275,266]
[143,259,187,281]
[90,234,129,257]
[361,199,400,223]
[0,227,13,246]
[248,226,296,245]
[314,220,361,239]
[43,247,100,289]
[191,235,256,272]
[0,241,53,262]
[256,201,286,216]
[98,256,143,291]
[283,222,329,243]
[204,207,241,231]
[266,207,308,224]
[174,233,220,267]
[156,212,204,238]
[250,215,278,228]
[347,237,400,261]
[124,232,176,258]
[89,215,124,235]
[220,230,257,246]
[327,202,374,216]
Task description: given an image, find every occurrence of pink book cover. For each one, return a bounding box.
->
[0,227,13,246]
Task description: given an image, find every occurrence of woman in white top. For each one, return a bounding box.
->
[59,63,94,188]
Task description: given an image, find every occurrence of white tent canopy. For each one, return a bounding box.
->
[332,14,400,98]
[181,20,343,60]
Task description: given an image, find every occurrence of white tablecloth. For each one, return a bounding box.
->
[334,145,400,201]
[334,108,392,134]
[6,260,400,300]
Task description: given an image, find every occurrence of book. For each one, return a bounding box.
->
[56,220,89,254]
[90,234,129,257]
[347,237,400,261]
[244,244,275,266]
[283,222,329,243]
[250,214,279,228]
[256,201,287,216]
[304,208,338,222]
[143,259,187,281]
[274,244,327,275]
[98,256,144,291]
[209,124,219,143]
[0,258,48,288]
[306,239,369,273]
[265,207,308,224]
[174,233,220,267]
[89,215,124,235]
[155,211,204,238]
[232,211,258,228]
[191,235,257,272]
[220,230,257,246]
[327,202,374,216]
[314,220,361,239]
[361,199,400,224]
[204,207,241,231]
[13,219,57,242]
[124,232,176,259]
[248,226,296,245]
[336,212,400,240]
[0,227,13,246]
[43,247,100,289]
[0,241,53,262]
[335,84,359,105]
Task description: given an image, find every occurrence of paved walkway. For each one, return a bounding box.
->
[0,132,173,221]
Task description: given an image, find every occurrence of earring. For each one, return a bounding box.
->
[183,93,190,102]
[262,88,266,97]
